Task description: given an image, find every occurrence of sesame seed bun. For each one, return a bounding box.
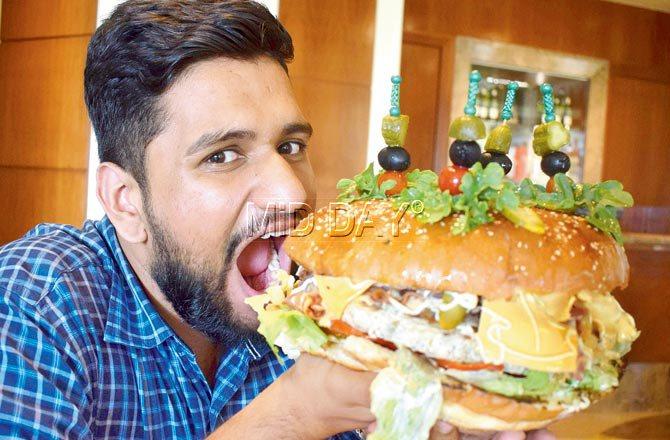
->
[285,200,629,299]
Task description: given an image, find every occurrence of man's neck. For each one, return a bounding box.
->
[117,236,222,387]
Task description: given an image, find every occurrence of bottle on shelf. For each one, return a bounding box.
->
[478,88,490,120]
[563,96,573,130]
[488,87,500,121]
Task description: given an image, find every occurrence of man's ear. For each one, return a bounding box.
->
[96,162,148,244]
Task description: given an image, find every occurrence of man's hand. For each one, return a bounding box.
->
[207,354,375,440]
[280,354,377,438]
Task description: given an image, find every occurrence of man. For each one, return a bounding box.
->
[0,1,551,439]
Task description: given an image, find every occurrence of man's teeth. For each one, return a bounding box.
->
[260,230,290,239]
[268,247,281,275]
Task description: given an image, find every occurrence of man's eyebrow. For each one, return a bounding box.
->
[186,129,256,156]
[281,122,313,138]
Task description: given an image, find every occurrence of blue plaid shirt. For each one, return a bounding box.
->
[0,218,359,439]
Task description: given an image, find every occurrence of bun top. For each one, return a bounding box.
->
[285,200,629,299]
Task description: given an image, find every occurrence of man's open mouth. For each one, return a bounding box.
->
[236,232,291,294]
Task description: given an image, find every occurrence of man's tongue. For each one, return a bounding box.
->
[238,236,292,293]
[238,238,272,291]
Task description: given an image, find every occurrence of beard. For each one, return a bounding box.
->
[146,208,260,346]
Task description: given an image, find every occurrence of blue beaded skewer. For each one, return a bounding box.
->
[390,75,402,116]
[540,83,556,122]
[500,81,519,122]
[464,70,482,116]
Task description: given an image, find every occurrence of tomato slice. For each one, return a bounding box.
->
[330,319,366,337]
[371,338,398,351]
[435,358,503,371]
[330,320,398,350]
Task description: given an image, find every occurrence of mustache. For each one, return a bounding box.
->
[245,203,309,237]
[224,231,244,269]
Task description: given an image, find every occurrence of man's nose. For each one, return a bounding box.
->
[253,152,308,211]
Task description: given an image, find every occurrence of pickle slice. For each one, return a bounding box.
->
[532,121,570,156]
[484,124,512,153]
[439,294,467,330]
[381,114,410,147]
[448,115,486,141]
[502,206,546,234]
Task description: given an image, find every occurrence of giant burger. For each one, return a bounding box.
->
[246,169,639,437]
[246,76,639,438]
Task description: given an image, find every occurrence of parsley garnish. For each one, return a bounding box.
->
[519,174,633,243]
[336,163,633,243]
[337,163,394,202]
[394,170,452,223]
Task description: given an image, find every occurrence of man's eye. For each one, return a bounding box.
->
[207,150,242,164]
[277,141,304,155]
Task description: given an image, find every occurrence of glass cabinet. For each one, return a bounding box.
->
[471,64,590,183]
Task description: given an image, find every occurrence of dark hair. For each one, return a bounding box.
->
[84,0,294,188]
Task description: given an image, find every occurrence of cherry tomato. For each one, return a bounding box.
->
[377,171,407,196]
[439,165,468,194]
[546,176,555,193]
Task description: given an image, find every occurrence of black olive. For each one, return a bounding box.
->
[575,206,589,216]
[480,151,512,175]
[541,151,571,176]
[449,140,481,168]
[378,146,410,171]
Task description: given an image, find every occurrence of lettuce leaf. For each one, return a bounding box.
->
[477,370,559,399]
[369,348,443,440]
[570,363,619,393]
[468,363,620,402]
[245,270,327,360]
[256,308,327,359]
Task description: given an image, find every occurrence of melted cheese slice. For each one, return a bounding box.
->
[531,291,576,322]
[314,275,374,321]
[476,293,578,372]
[577,291,639,357]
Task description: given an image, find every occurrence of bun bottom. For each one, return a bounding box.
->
[310,336,570,432]
[440,387,563,432]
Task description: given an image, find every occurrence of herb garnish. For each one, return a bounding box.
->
[337,163,395,202]
[336,163,633,243]
[518,174,633,243]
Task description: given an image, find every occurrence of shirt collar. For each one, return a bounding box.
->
[98,216,173,349]
[244,335,272,360]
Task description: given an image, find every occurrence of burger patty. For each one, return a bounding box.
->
[342,298,485,364]
[285,276,485,365]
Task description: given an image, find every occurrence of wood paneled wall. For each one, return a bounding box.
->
[0,0,95,244]
[401,0,670,206]
[615,245,670,362]
[279,0,376,204]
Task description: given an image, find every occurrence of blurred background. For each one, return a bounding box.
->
[0,1,669,431]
